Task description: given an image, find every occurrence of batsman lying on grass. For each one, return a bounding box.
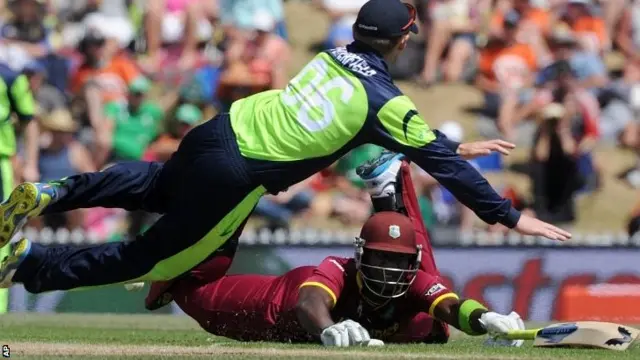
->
[140,156,526,347]
[0,0,568,299]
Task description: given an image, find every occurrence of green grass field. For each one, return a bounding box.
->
[0,314,637,360]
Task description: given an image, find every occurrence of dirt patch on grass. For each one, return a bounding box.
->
[10,342,525,359]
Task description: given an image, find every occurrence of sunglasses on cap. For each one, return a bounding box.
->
[401,3,417,34]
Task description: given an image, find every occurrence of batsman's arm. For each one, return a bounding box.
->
[373,97,520,228]
[296,285,336,337]
[430,296,489,336]
[413,274,526,340]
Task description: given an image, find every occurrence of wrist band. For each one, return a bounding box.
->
[458,299,488,335]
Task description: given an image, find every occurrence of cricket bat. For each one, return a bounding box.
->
[503,321,640,351]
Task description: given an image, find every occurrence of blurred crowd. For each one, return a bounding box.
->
[3,0,640,242]
[313,0,640,237]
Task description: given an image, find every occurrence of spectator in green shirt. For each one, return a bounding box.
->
[103,77,164,162]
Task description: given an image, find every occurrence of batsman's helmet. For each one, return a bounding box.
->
[354,211,422,299]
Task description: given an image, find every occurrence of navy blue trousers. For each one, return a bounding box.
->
[14,115,261,293]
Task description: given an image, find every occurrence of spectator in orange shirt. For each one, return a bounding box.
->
[70,30,143,103]
[562,0,609,54]
[490,0,552,40]
[70,29,148,168]
[476,10,539,140]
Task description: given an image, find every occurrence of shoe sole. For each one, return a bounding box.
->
[0,184,42,248]
[0,242,23,288]
[358,154,405,180]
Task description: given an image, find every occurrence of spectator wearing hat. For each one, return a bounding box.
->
[1,0,51,59]
[476,10,539,140]
[143,103,202,163]
[103,77,164,163]
[562,0,609,54]
[35,109,95,230]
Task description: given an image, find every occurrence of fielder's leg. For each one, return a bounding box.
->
[0,156,13,313]
[0,161,167,247]
[145,223,244,310]
[1,114,262,293]
[0,182,264,292]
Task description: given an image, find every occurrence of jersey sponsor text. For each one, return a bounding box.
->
[328,48,377,77]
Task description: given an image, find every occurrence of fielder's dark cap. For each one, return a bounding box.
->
[354,0,419,39]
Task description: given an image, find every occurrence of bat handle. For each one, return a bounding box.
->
[502,329,540,340]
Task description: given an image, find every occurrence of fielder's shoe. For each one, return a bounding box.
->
[0,238,31,288]
[356,151,406,199]
[0,182,57,247]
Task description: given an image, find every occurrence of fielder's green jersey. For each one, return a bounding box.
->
[0,63,35,157]
[228,41,519,227]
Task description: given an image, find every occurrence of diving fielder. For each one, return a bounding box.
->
[0,0,569,295]
[143,158,525,346]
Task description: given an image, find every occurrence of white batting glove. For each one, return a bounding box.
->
[342,319,371,345]
[479,311,525,347]
[321,323,349,347]
[320,320,371,347]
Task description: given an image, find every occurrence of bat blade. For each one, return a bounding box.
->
[531,322,640,351]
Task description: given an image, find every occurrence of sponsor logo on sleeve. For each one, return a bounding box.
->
[425,283,446,297]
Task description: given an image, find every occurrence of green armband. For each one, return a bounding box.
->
[458,299,488,336]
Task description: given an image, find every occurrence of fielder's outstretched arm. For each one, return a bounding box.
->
[370,97,570,240]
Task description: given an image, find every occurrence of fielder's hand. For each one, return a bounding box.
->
[457,140,516,160]
[480,311,525,347]
[320,320,371,347]
[515,214,572,241]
